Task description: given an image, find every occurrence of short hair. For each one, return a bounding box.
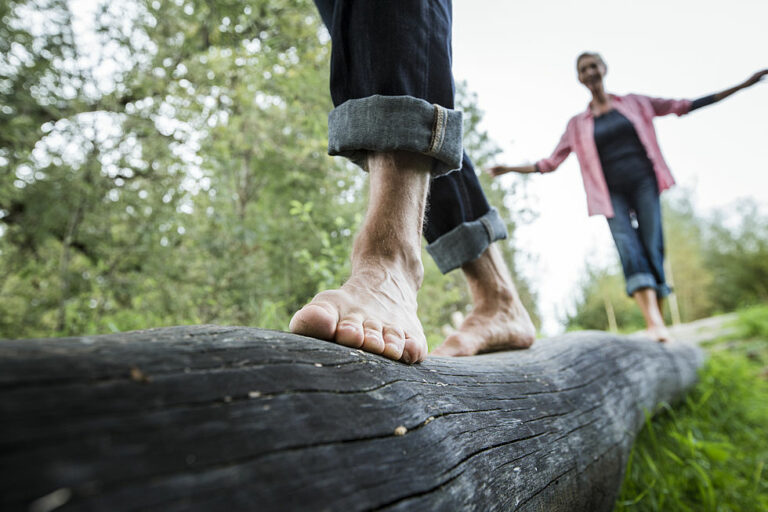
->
[576,52,606,71]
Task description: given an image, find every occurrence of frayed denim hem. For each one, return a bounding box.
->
[328,95,463,176]
[426,208,507,274]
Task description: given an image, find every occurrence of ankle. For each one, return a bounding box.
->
[472,284,517,311]
[351,236,424,288]
[645,318,666,330]
[462,260,518,311]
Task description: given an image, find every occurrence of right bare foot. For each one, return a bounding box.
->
[289,151,431,364]
[290,260,427,363]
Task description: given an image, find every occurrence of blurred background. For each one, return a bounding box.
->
[1,0,766,346]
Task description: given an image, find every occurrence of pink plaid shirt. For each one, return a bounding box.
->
[536,94,693,218]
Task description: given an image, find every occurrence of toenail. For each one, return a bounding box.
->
[401,352,412,364]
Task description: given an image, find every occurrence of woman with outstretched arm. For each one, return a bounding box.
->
[489,53,766,341]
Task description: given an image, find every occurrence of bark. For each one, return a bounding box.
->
[0,326,704,511]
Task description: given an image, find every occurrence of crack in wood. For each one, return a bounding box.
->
[514,465,578,510]
[372,469,467,511]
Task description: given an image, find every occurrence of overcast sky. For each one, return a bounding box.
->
[450,0,768,334]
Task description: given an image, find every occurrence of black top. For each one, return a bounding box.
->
[593,94,717,192]
[593,109,655,193]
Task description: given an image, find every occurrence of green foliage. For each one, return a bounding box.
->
[0,1,538,341]
[565,264,645,332]
[706,201,768,312]
[663,193,715,321]
[0,0,349,337]
[732,304,768,339]
[617,321,768,511]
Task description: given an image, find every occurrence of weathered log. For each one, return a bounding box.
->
[1,326,704,511]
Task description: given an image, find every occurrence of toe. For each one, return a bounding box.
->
[289,303,338,341]
[362,320,386,354]
[430,334,468,357]
[381,327,405,361]
[514,329,536,349]
[402,334,427,364]
[430,343,454,356]
[335,314,365,348]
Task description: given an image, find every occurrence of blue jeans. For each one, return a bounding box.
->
[606,171,670,298]
[314,0,507,274]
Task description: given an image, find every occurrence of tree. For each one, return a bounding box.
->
[565,265,644,332]
[0,0,185,337]
[705,199,768,311]
[1,0,537,343]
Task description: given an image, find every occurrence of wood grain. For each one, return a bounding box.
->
[0,326,704,511]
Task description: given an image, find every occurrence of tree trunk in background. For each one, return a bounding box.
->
[665,259,682,326]
[603,295,618,332]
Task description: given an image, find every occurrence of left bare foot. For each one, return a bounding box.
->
[431,244,535,357]
[432,301,535,356]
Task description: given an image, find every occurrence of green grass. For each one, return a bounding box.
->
[731,304,768,340]
[617,305,768,512]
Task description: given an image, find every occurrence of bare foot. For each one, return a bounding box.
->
[633,288,672,343]
[433,301,535,356]
[289,151,431,364]
[290,262,427,363]
[431,244,535,357]
[645,325,673,343]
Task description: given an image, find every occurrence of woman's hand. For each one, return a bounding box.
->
[486,164,538,177]
[486,165,511,177]
[743,69,768,88]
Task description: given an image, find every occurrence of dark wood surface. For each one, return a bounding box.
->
[1,326,704,511]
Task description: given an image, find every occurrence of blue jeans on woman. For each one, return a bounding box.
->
[606,170,670,298]
[314,0,507,274]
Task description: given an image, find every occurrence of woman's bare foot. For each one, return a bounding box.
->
[289,152,431,364]
[633,288,672,343]
[432,244,535,357]
[645,325,673,343]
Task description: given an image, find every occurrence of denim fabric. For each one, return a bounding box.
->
[424,152,508,272]
[426,207,507,274]
[315,0,504,272]
[328,95,463,175]
[315,0,463,175]
[606,171,670,297]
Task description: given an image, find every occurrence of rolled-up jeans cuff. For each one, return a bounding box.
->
[328,95,463,176]
[625,273,659,297]
[657,283,671,298]
[426,208,508,274]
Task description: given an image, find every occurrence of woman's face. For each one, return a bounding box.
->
[577,56,606,89]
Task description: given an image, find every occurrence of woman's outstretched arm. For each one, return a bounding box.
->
[691,68,768,111]
[488,123,574,178]
[486,164,537,177]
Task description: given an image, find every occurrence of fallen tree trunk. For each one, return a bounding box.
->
[1,326,704,511]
